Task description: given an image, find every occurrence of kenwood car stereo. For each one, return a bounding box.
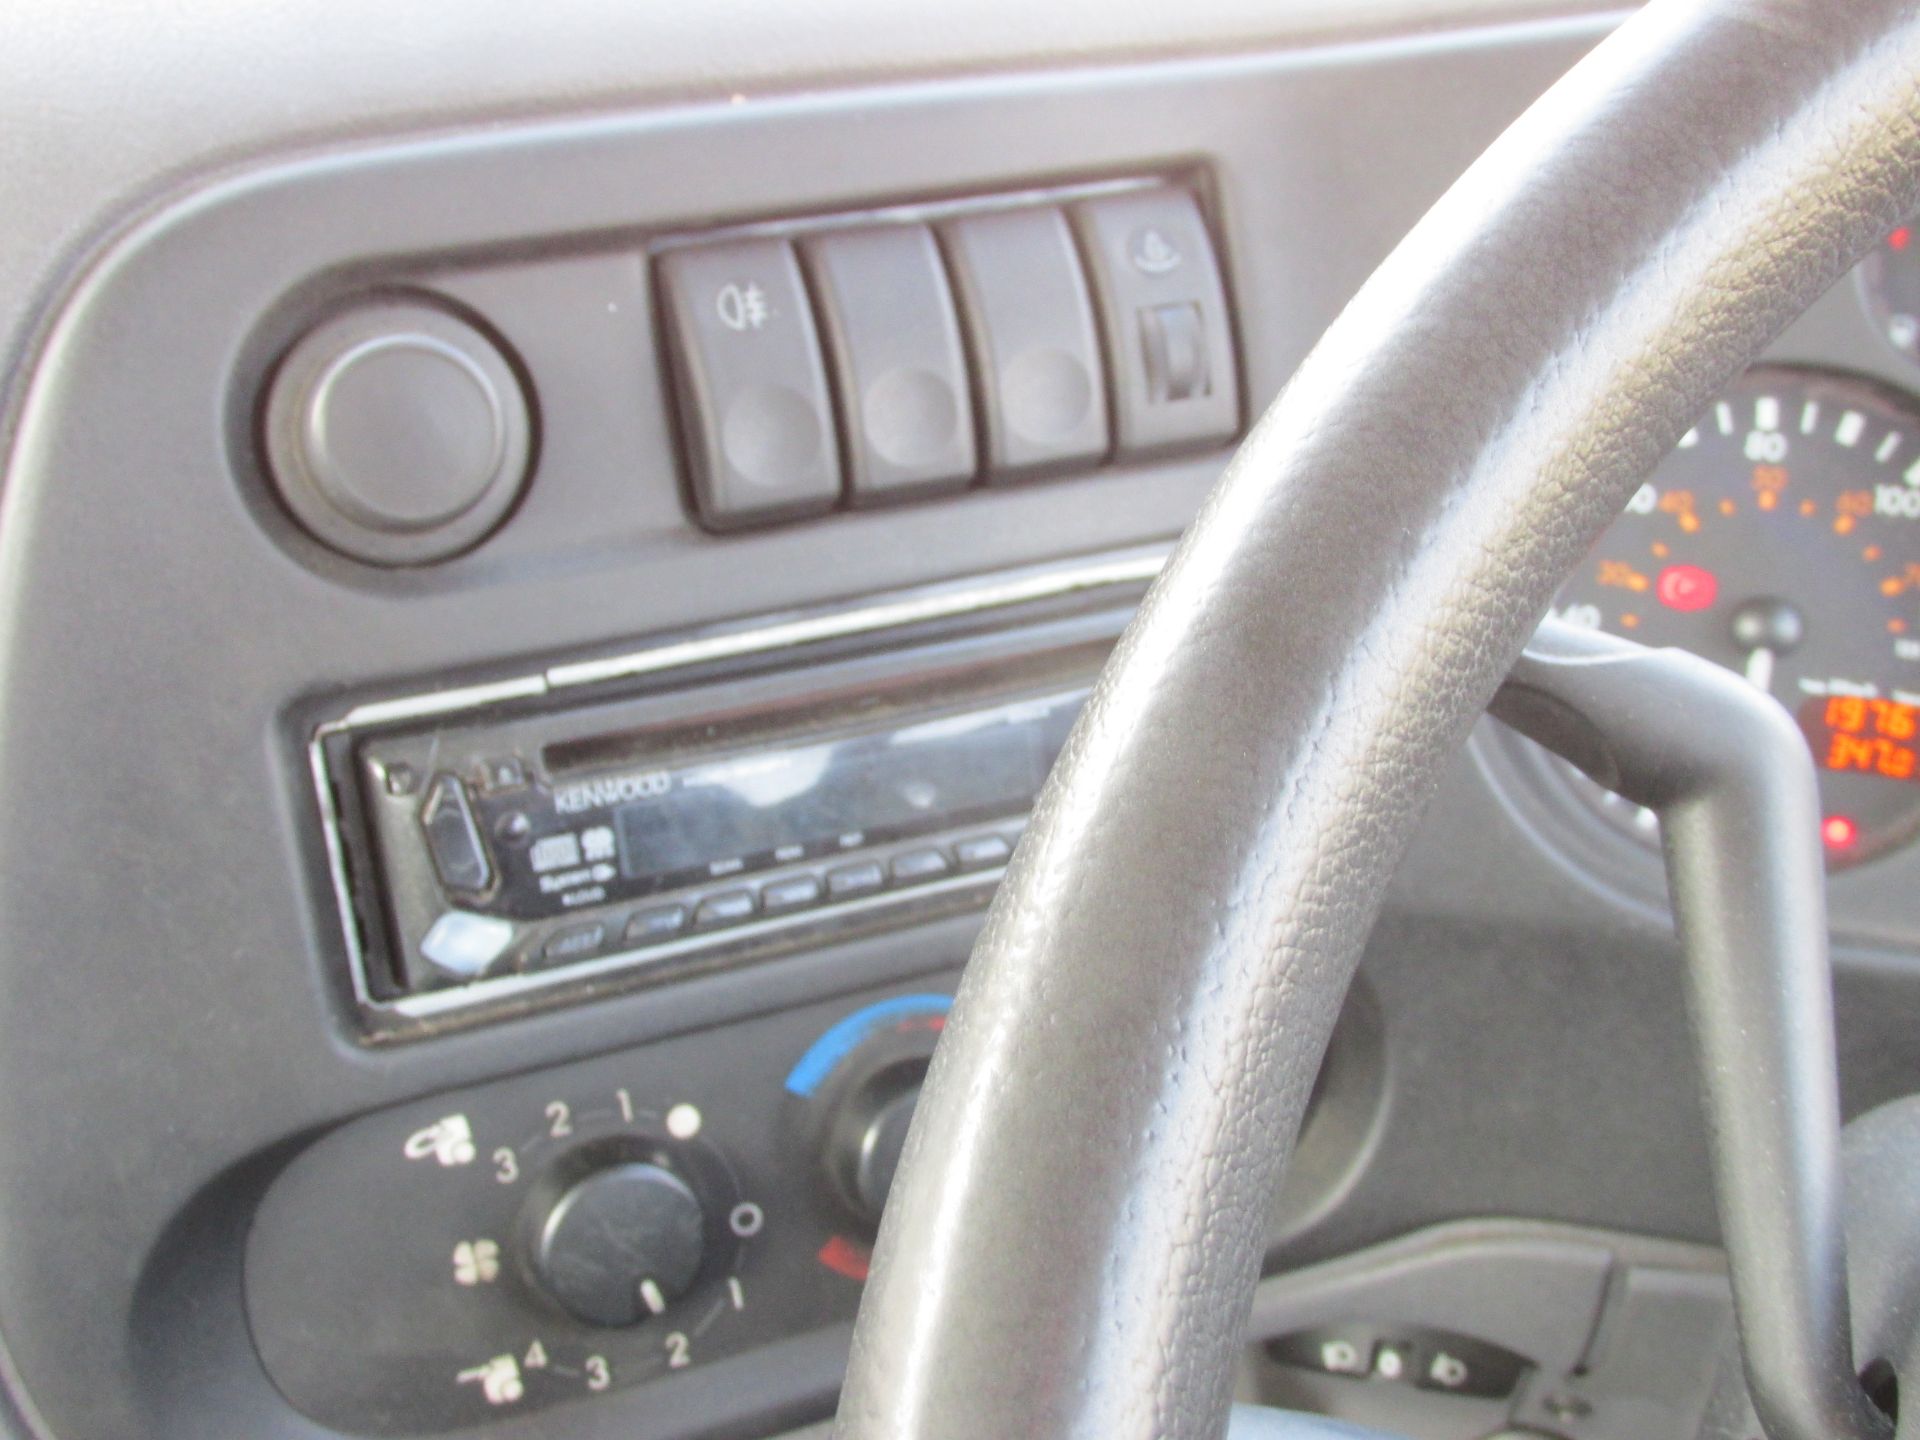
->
[309,559,1159,1034]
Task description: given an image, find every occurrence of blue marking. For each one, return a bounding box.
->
[784,994,952,1096]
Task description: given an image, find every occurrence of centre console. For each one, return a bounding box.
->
[253,551,1395,1436]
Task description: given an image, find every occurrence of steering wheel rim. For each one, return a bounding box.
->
[835,3,1920,1437]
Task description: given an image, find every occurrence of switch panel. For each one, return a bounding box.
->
[801,225,977,502]
[939,207,1110,481]
[658,239,843,529]
[1070,187,1239,457]
[653,179,1231,530]
[1265,1326,1530,1400]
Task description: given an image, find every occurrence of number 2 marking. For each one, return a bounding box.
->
[546,1101,572,1139]
[665,1332,691,1369]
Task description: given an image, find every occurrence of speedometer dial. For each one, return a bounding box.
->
[1551,367,1920,865]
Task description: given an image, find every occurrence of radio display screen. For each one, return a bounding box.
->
[612,690,1082,886]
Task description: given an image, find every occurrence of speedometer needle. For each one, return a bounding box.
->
[1744,645,1775,693]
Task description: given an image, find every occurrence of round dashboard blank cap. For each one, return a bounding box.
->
[264,300,532,565]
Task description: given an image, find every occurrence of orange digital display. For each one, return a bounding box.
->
[1802,695,1920,782]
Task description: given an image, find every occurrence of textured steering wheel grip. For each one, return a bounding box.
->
[834,4,1920,1439]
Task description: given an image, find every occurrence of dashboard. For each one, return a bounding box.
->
[4,4,1920,1440]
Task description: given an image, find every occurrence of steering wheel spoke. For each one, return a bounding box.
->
[1495,619,1890,1440]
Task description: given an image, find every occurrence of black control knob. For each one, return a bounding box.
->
[788,997,949,1231]
[528,1162,706,1326]
[823,1063,925,1228]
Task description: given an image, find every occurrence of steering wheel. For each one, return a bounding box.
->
[825,2,1920,1438]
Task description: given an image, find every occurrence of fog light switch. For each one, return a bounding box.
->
[658,238,843,529]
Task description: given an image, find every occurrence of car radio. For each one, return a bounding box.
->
[308,563,1157,1035]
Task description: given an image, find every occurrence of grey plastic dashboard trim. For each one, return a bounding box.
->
[0,13,1700,1439]
[313,546,1170,1023]
[644,175,1159,259]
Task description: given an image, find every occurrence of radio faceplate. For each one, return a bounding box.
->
[311,552,1159,1036]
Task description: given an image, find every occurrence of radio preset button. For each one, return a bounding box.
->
[625,904,690,944]
[694,889,757,927]
[542,921,607,965]
[826,860,886,899]
[762,875,824,912]
[953,834,1013,869]
[419,774,493,894]
[890,847,952,882]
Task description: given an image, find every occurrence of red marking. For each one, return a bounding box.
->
[1892,227,1913,252]
[1654,563,1718,613]
[1822,815,1860,851]
[817,1234,871,1282]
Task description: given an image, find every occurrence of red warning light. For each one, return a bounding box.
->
[1654,563,1718,613]
[1822,815,1860,851]
[1891,227,1913,252]
[817,1234,871,1282]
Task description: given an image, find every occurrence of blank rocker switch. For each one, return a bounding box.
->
[801,224,976,501]
[939,207,1109,481]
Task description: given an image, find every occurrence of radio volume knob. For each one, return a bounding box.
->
[528,1163,706,1326]
[419,773,494,894]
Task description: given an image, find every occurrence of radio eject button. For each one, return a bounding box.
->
[418,912,515,981]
